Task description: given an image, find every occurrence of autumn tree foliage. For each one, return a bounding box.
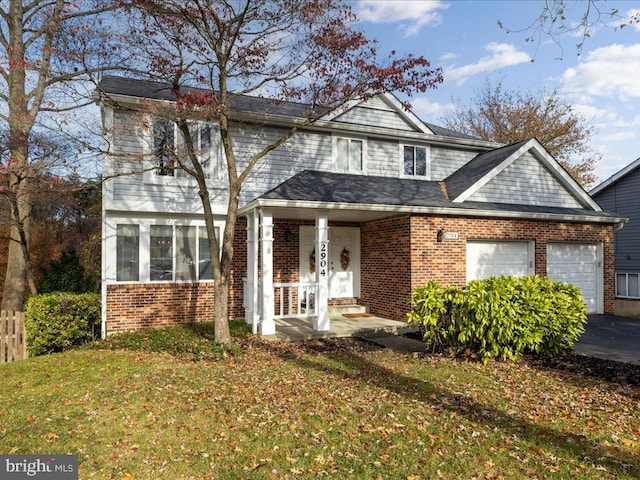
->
[122,0,442,343]
[443,80,599,188]
[0,1,125,312]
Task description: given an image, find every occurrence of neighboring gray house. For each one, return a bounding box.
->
[592,158,640,315]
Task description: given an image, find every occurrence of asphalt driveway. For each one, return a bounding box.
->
[576,314,640,365]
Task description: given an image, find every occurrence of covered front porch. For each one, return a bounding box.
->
[240,202,408,337]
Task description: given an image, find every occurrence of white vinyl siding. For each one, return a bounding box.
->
[244,128,332,201]
[430,147,478,179]
[332,96,415,131]
[466,240,534,282]
[468,152,583,208]
[364,138,397,177]
[334,106,415,131]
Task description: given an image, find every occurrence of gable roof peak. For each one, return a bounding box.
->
[591,156,640,196]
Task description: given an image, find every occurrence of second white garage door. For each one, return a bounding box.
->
[547,243,601,313]
[466,241,534,282]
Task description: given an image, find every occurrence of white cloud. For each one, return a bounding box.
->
[445,43,531,85]
[357,0,448,37]
[410,97,455,120]
[570,103,605,121]
[440,52,458,61]
[561,44,640,102]
[598,131,637,142]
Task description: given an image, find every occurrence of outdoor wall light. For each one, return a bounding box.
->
[284,227,294,243]
[436,229,444,243]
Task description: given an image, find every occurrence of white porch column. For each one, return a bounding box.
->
[246,209,260,334]
[314,212,330,331]
[260,209,276,335]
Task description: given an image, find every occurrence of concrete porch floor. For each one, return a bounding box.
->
[265,314,417,341]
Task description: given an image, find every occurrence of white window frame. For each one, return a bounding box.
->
[616,272,640,299]
[148,223,220,283]
[144,117,222,185]
[332,135,367,174]
[400,144,431,179]
[109,219,223,284]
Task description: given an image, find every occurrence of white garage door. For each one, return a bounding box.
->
[466,241,533,282]
[547,243,600,313]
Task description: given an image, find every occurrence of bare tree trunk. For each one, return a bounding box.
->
[1,165,35,312]
[2,226,27,311]
[213,276,230,344]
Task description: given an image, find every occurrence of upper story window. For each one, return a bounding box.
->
[402,145,429,178]
[334,137,365,173]
[151,119,219,180]
[153,119,175,176]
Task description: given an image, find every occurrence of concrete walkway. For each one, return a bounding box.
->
[576,314,640,365]
[263,313,640,365]
[266,315,417,342]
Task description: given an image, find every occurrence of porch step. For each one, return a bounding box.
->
[328,304,369,316]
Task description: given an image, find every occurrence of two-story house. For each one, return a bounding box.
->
[95,75,625,337]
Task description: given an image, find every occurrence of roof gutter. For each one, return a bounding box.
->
[239,198,628,226]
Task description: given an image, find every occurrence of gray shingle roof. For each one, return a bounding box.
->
[97,75,314,118]
[423,122,482,141]
[444,139,529,199]
[256,170,618,221]
[98,75,484,140]
[260,170,448,206]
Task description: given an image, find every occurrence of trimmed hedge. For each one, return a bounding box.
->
[407,276,587,363]
[25,292,101,356]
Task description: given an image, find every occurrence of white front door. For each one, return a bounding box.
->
[299,226,360,299]
[329,227,360,298]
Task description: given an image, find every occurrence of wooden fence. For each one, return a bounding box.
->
[0,310,27,363]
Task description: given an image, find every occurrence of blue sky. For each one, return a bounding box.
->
[354,0,640,185]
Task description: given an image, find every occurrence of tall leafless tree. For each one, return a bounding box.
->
[120,0,443,343]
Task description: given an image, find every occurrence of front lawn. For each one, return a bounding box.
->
[0,329,638,479]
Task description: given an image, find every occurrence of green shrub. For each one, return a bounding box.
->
[407,276,587,363]
[25,292,101,356]
[39,249,98,294]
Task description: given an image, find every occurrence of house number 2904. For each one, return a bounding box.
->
[319,242,328,277]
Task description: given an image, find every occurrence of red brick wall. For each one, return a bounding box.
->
[106,214,616,332]
[106,282,215,334]
[360,214,615,322]
[360,215,412,320]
